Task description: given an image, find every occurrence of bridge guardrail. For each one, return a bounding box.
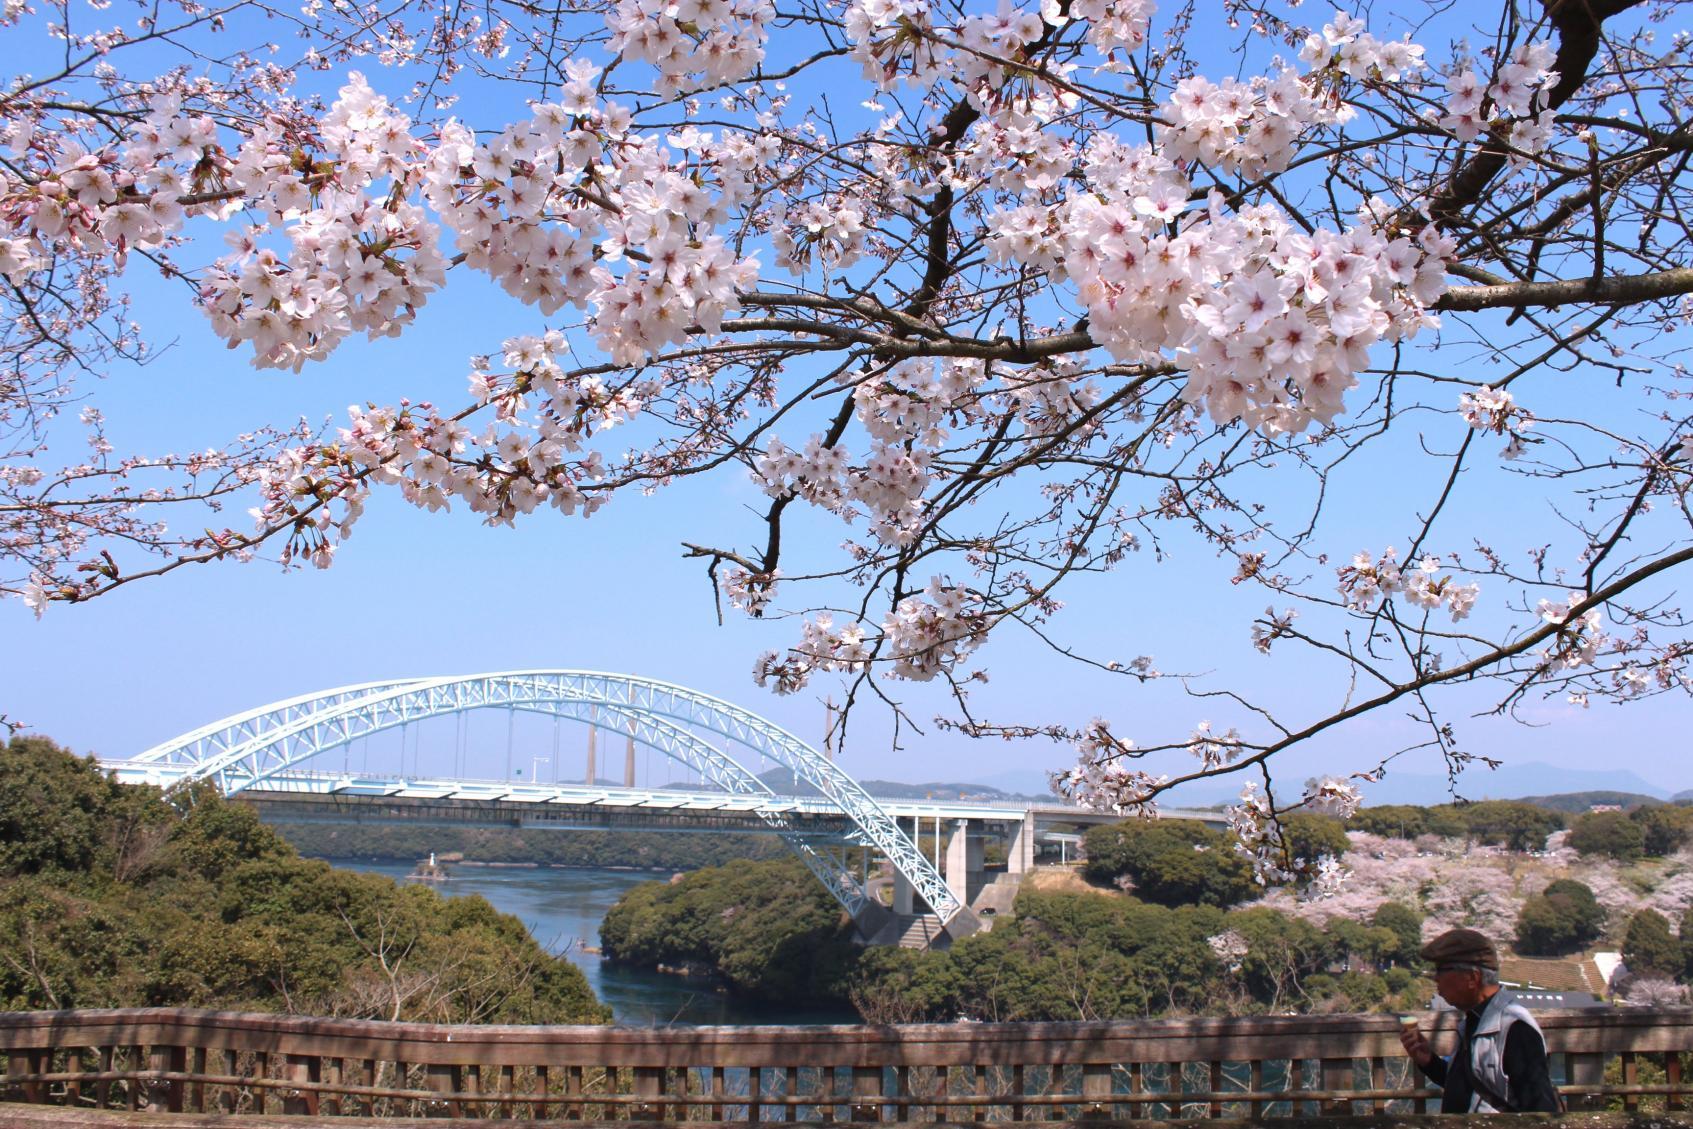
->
[4,1007,1691,1120]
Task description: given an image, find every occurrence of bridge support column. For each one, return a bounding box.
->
[944,819,969,905]
[892,868,915,915]
[891,817,917,915]
[1007,812,1035,875]
[624,734,636,788]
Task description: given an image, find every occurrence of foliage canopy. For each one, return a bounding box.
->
[0,736,608,1023]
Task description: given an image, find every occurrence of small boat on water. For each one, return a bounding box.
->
[405,852,451,883]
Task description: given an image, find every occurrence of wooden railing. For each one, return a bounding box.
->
[2,1008,1691,1120]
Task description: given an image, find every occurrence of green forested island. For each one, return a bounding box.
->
[600,802,1693,1020]
[268,820,785,870]
[598,851,1426,1021]
[0,736,608,1023]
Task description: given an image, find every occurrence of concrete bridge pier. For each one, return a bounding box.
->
[943,819,983,905]
[891,869,915,914]
[1007,811,1034,875]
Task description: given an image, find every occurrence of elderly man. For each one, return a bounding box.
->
[1397,928,1562,1113]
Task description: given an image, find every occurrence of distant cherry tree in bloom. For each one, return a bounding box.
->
[2,0,1691,882]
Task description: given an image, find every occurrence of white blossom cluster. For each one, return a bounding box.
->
[720,566,778,615]
[1611,655,1691,699]
[0,235,40,284]
[1188,720,1244,771]
[1226,781,1349,895]
[843,0,949,88]
[201,91,448,369]
[247,331,640,555]
[1158,69,1334,180]
[843,0,1146,93]
[1051,0,1154,58]
[1055,724,1166,816]
[3,96,209,279]
[1438,42,1560,156]
[1335,548,1480,622]
[1250,606,1299,654]
[1536,591,1607,671]
[1206,929,1249,973]
[961,94,1076,194]
[754,359,996,549]
[420,90,761,366]
[1459,385,1535,458]
[755,432,931,547]
[751,576,986,690]
[606,0,775,94]
[1301,775,1364,819]
[773,197,867,274]
[1297,11,1426,83]
[987,141,1454,435]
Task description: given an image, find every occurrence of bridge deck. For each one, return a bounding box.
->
[101,763,1224,826]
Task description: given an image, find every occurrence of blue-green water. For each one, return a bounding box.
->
[333,861,857,1027]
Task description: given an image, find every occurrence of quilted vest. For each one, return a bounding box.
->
[1455,987,1543,1113]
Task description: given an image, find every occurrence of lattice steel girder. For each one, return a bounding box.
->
[126,671,960,924]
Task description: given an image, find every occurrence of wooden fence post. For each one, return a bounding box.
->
[281,1053,318,1115]
[1567,1052,1606,1112]
[851,1064,882,1122]
[145,1045,185,1112]
[1321,1056,1353,1116]
[635,1063,664,1120]
[1082,1061,1113,1119]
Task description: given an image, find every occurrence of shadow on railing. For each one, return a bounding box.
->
[3,1008,1691,1120]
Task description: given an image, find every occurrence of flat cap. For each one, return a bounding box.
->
[1419,927,1498,970]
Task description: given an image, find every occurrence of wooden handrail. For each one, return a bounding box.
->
[4,1007,1691,1119]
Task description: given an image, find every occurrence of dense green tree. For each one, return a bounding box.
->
[844,946,963,1023]
[1628,805,1693,857]
[1326,919,1403,972]
[0,738,607,1023]
[1569,811,1647,861]
[1283,814,1349,861]
[1370,902,1425,967]
[1680,906,1693,983]
[599,856,860,1002]
[1623,909,1682,979]
[1458,801,1564,851]
[0,735,130,877]
[1515,882,1603,956]
[1081,821,1258,907]
[1226,907,1328,1009]
[955,890,1226,1020]
[1422,806,1472,839]
[602,859,1438,1022]
[1346,805,1429,839]
[1346,804,1470,841]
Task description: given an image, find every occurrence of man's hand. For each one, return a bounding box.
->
[1399,1021,1434,1068]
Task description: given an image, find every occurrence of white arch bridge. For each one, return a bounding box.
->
[102,672,1207,946]
[102,671,1078,946]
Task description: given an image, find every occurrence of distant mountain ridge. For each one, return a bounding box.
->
[664,759,1675,811]
[750,765,1048,802]
[734,760,1678,810]
[1513,790,1667,813]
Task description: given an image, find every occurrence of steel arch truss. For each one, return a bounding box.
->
[130,671,963,923]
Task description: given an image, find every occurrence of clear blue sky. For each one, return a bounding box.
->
[3,5,1688,803]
